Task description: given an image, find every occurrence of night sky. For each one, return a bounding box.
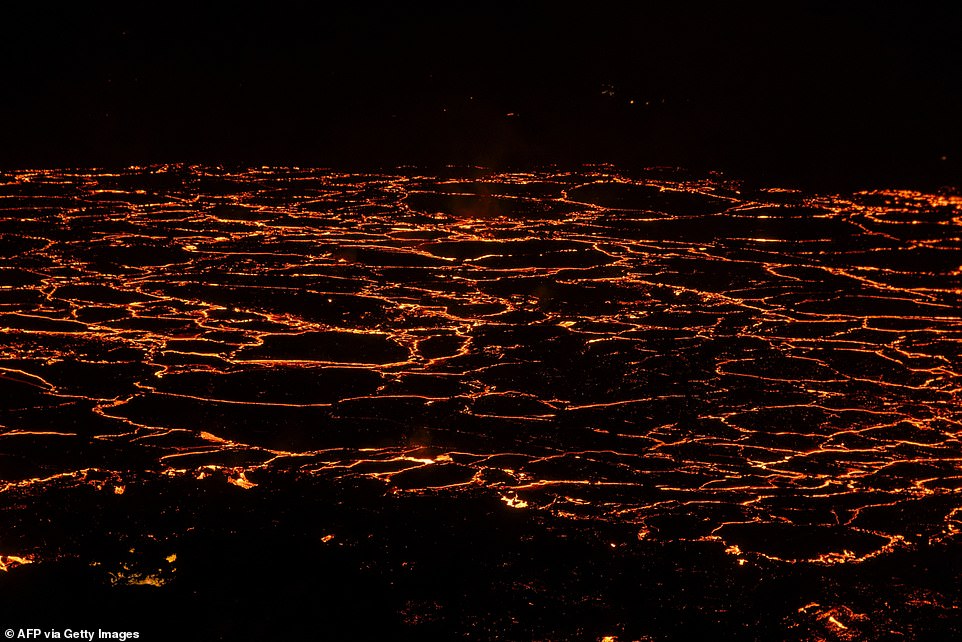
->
[2,3,960,187]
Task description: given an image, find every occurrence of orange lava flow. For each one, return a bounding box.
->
[0,164,960,576]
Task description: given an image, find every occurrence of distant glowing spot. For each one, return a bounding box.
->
[600,636,619,642]
[110,572,166,587]
[827,615,848,630]
[165,554,177,563]
[0,555,34,572]
[321,534,335,543]
[501,495,528,509]
[113,485,126,495]
[228,472,256,490]
[813,549,858,565]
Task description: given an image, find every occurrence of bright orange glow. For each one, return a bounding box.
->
[0,166,959,605]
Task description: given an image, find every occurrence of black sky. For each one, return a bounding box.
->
[2,3,960,187]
